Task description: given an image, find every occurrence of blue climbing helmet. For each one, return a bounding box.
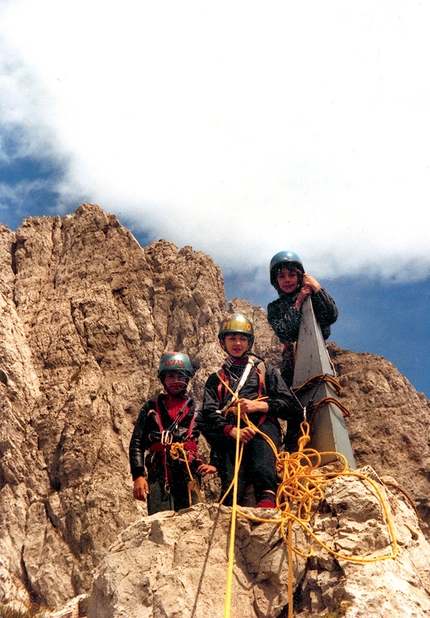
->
[269,250,304,288]
[158,352,195,380]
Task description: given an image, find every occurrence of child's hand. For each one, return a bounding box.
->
[294,285,312,308]
[294,274,322,308]
[229,426,256,443]
[302,273,322,292]
[133,476,149,501]
[236,398,269,414]
[197,463,217,477]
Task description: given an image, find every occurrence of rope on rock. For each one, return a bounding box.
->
[236,419,399,618]
[382,478,422,521]
[215,370,399,618]
[223,398,243,618]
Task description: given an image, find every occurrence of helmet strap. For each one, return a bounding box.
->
[164,383,188,397]
[160,373,189,397]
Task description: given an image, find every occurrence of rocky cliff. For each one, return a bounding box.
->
[0,204,429,616]
[85,472,430,618]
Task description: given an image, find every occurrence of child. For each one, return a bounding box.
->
[267,251,338,388]
[129,352,216,514]
[200,313,303,508]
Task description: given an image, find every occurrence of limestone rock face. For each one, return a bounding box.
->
[0,204,226,608]
[328,343,430,530]
[293,466,430,618]
[85,468,430,618]
[87,503,307,618]
[0,203,429,615]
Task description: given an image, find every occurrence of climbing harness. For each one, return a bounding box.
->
[216,357,255,416]
[170,441,204,506]
[148,397,202,507]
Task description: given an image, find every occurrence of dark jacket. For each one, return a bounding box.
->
[200,357,303,445]
[129,395,201,481]
[267,288,338,344]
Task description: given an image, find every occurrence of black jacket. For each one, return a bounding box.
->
[267,288,338,343]
[200,358,303,445]
[129,395,201,480]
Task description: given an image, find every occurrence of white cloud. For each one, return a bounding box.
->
[0,0,429,281]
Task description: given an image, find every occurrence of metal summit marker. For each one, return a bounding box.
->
[293,297,356,469]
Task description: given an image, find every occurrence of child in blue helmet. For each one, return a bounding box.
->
[267,250,338,389]
[200,314,303,508]
[129,352,216,514]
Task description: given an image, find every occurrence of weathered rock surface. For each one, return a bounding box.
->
[329,342,430,532]
[86,503,306,618]
[294,466,430,618]
[85,467,430,618]
[0,204,226,608]
[0,203,428,617]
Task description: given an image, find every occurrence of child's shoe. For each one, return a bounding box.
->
[255,498,276,508]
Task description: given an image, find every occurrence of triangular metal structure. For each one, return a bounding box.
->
[293,297,356,468]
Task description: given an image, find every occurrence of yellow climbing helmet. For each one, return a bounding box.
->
[218,313,254,343]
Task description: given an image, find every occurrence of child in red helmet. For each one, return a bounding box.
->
[199,314,303,509]
[129,352,216,514]
[267,251,338,388]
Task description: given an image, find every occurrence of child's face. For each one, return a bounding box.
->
[277,267,299,294]
[164,371,188,396]
[224,334,252,358]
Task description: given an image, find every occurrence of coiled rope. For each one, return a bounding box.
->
[292,373,351,425]
[217,374,399,618]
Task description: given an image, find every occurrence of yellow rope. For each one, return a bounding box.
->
[216,371,399,617]
[219,445,244,506]
[213,371,269,618]
[223,400,242,618]
[169,442,204,506]
[287,518,294,618]
[234,420,398,617]
[215,369,259,506]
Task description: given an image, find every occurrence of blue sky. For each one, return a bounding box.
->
[0,1,429,396]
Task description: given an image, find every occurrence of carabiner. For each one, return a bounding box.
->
[161,430,173,445]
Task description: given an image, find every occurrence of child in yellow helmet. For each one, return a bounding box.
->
[199,314,303,508]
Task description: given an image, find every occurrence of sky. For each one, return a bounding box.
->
[0,1,429,396]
